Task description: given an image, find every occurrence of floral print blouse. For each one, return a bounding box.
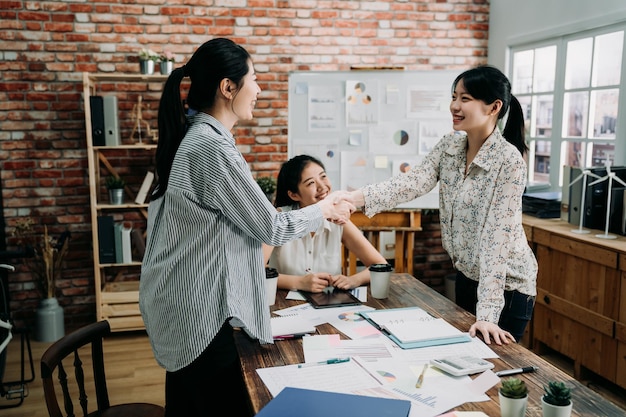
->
[362,128,537,324]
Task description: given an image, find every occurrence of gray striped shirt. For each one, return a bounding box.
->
[139,113,324,371]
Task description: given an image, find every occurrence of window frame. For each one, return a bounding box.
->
[507,22,626,192]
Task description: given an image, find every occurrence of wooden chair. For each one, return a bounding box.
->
[40,320,164,417]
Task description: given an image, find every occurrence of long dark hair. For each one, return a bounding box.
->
[274,155,325,208]
[152,38,252,199]
[452,65,528,156]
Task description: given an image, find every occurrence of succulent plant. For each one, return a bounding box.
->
[499,377,528,399]
[543,381,572,406]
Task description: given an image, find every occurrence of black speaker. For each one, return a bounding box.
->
[568,166,626,235]
[90,96,105,146]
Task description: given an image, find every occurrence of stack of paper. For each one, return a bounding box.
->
[271,316,316,339]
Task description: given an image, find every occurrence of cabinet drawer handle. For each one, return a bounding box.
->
[543,295,550,304]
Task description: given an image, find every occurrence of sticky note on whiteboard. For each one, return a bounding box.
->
[374,156,388,168]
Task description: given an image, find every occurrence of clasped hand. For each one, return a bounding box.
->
[318,191,356,224]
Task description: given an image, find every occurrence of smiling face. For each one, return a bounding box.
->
[287,162,332,208]
[231,59,261,121]
[450,78,500,140]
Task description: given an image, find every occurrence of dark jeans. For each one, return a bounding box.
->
[164,322,252,417]
[455,271,535,342]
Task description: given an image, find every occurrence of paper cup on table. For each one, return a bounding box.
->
[369,263,393,299]
[265,267,279,306]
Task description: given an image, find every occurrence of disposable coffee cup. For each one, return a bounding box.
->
[265,267,279,306]
[369,263,393,299]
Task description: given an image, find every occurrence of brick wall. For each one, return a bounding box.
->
[0,0,488,330]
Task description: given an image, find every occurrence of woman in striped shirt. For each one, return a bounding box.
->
[139,38,353,417]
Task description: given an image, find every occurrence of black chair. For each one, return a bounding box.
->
[40,320,164,417]
[0,263,35,409]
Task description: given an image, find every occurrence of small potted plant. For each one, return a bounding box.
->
[106,175,126,205]
[499,377,528,417]
[256,176,277,202]
[159,50,175,75]
[542,380,572,417]
[138,48,159,74]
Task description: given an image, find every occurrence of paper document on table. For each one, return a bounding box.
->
[256,358,382,397]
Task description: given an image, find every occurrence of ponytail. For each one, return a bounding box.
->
[502,95,528,157]
[153,66,187,200]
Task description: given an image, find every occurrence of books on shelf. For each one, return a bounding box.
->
[113,222,133,264]
[359,307,471,349]
[135,171,154,204]
[96,216,116,263]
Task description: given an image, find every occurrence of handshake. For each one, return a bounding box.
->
[317,190,364,224]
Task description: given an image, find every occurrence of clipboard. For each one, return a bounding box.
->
[301,289,362,309]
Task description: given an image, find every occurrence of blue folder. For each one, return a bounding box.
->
[255,387,411,417]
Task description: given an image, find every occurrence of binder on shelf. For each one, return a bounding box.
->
[255,387,411,417]
[135,171,155,204]
[103,95,121,146]
[97,216,116,263]
[359,307,471,349]
[114,222,133,264]
[90,96,105,146]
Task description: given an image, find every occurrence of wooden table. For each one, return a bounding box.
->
[234,274,626,416]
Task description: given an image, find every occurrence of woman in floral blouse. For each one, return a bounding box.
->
[349,65,537,346]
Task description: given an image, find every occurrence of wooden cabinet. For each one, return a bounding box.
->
[523,216,626,388]
[83,73,165,331]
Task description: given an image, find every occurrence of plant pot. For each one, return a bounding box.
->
[499,392,528,417]
[541,397,573,417]
[35,297,65,342]
[139,59,155,75]
[160,60,173,75]
[109,188,124,205]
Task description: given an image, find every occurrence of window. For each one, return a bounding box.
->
[509,25,625,190]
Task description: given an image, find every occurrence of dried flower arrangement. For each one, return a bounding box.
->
[12,218,71,299]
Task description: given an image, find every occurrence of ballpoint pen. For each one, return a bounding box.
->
[298,357,350,368]
[495,366,539,377]
[415,363,428,388]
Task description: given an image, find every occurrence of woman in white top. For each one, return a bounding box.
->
[264,155,387,293]
[349,65,537,346]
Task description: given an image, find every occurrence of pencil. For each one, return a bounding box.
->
[415,363,428,388]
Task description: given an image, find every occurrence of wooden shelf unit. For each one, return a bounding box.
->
[522,215,626,389]
[83,72,164,332]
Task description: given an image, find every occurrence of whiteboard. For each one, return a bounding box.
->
[287,70,459,208]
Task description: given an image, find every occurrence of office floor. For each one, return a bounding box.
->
[0,332,624,415]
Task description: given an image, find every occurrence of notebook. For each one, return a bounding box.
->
[359,307,471,349]
[255,386,411,417]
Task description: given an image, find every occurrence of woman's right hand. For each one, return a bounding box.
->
[299,272,333,293]
[317,191,355,224]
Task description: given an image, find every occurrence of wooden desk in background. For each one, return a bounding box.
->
[234,273,626,416]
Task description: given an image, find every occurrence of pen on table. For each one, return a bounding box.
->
[298,357,350,368]
[415,363,428,388]
[495,366,539,377]
[273,333,311,340]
